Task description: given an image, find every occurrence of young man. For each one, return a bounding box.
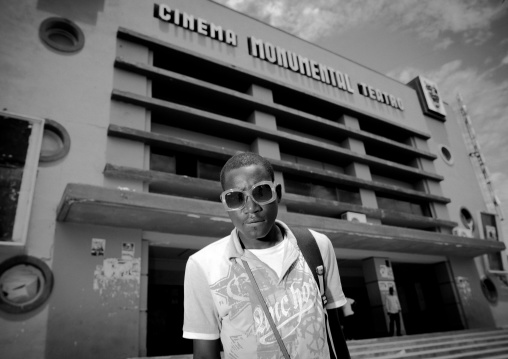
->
[183,152,346,359]
[385,287,402,336]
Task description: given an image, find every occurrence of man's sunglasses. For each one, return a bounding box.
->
[220,181,278,211]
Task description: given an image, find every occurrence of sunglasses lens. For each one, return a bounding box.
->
[252,184,274,203]
[224,191,245,209]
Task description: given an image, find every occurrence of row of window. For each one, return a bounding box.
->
[149,148,429,218]
[151,44,421,163]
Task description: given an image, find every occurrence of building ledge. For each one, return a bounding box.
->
[104,163,453,230]
[56,184,505,258]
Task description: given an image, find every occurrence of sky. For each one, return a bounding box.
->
[213,0,508,241]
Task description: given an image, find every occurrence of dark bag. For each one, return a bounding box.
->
[291,227,351,359]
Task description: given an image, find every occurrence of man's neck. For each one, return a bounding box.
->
[240,224,284,250]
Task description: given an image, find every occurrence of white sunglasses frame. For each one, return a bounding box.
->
[220,181,278,211]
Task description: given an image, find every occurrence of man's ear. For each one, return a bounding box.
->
[276,183,282,202]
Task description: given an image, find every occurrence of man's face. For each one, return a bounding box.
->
[222,164,280,243]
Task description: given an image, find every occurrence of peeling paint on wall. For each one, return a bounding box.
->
[456,276,472,306]
[379,264,394,280]
[91,238,105,256]
[93,258,140,303]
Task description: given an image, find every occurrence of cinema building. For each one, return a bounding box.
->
[1,1,507,358]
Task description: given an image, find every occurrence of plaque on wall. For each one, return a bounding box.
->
[408,76,447,120]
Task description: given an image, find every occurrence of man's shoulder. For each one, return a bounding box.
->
[280,221,331,246]
[189,234,231,263]
[308,228,331,242]
[307,228,333,253]
[186,235,236,284]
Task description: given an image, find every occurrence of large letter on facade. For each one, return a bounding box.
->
[157,4,172,22]
[248,37,265,59]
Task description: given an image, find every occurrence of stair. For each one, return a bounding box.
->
[347,328,508,359]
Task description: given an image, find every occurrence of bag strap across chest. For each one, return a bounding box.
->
[290,226,351,359]
[291,227,328,305]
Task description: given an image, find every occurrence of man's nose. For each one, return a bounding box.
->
[243,195,261,212]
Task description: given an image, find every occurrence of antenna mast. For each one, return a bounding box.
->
[457,93,504,220]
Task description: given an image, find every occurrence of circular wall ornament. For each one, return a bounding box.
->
[480,276,498,304]
[460,207,475,232]
[39,17,84,53]
[438,144,454,165]
[40,119,71,162]
[0,255,54,314]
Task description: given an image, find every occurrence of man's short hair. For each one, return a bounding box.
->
[220,152,275,189]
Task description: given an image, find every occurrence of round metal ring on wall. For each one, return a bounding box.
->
[438,144,454,165]
[40,119,71,162]
[0,255,54,314]
[39,17,84,53]
[480,276,498,304]
[460,207,475,232]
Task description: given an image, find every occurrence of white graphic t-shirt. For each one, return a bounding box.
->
[183,220,346,359]
[248,237,287,278]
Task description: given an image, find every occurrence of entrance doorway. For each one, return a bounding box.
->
[146,246,195,356]
[338,259,375,340]
[392,262,456,335]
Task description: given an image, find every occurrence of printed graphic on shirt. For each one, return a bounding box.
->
[210,261,251,323]
[210,256,327,359]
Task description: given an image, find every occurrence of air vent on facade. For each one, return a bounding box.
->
[452,227,473,238]
[341,212,367,223]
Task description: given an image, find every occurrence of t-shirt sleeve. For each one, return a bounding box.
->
[310,229,347,310]
[182,256,221,340]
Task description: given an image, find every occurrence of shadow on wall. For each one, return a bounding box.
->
[37,0,105,25]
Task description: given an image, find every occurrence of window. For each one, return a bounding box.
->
[197,160,221,182]
[377,194,429,217]
[0,112,44,246]
[149,149,222,181]
[150,150,176,174]
[148,149,223,201]
[284,174,361,205]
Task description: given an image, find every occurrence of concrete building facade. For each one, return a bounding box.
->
[0,1,507,358]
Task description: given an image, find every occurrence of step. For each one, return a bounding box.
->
[351,339,508,359]
[350,336,508,358]
[347,328,504,348]
[349,332,508,356]
[368,347,508,359]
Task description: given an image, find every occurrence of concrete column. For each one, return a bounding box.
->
[106,38,151,191]
[415,178,451,231]
[408,136,431,152]
[339,115,380,223]
[247,85,286,211]
[409,135,452,228]
[362,257,406,336]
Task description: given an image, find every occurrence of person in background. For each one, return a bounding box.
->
[385,287,402,336]
[342,297,355,340]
